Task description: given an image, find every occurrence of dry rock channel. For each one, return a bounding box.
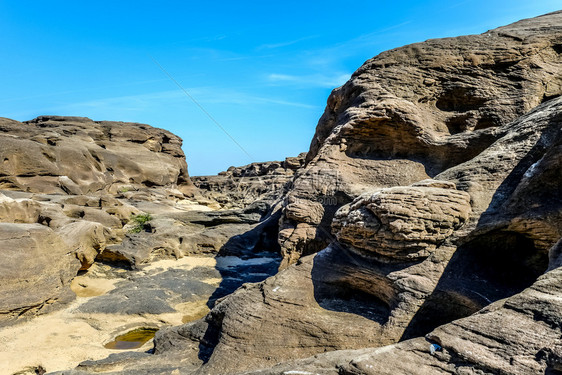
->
[0,11,561,375]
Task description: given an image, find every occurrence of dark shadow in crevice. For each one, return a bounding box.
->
[205,209,282,309]
[343,115,499,178]
[399,112,562,339]
[311,244,422,326]
[300,191,354,259]
[400,230,548,340]
[476,110,562,223]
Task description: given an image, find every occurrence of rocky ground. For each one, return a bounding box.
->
[1,10,562,375]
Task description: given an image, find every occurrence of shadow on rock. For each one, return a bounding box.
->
[400,230,549,340]
[310,246,396,325]
[197,207,283,363]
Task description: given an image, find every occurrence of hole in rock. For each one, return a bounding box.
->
[142,180,157,188]
[473,115,500,131]
[104,327,158,350]
[445,114,472,134]
[436,87,488,112]
[552,44,562,54]
[315,282,391,325]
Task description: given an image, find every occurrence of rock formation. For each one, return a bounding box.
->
[144,11,561,375]
[0,116,193,195]
[0,116,284,330]
[192,153,306,209]
[2,10,562,375]
[278,10,562,266]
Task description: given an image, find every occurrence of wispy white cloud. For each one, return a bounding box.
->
[297,20,413,67]
[54,86,319,114]
[257,35,319,50]
[266,72,351,88]
[0,77,174,104]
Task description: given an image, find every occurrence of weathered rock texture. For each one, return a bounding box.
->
[0,223,80,326]
[6,11,562,375]
[192,153,306,209]
[333,180,471,261]
[135,12,562,375]
[0,116,193,195]
[278,10,562,266]
[0,116,284,328]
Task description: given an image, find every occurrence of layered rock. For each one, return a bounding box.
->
[333,180,471,261]
[126,12,562,375]
[192,153,306,209]
[0,116,194,195]
[0,116,252,328]
[278,10,562,265]
[174,94,561,375]
[251,242,562,375]
[5,11,562,375]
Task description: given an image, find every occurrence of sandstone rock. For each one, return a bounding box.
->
[8,11,562,375]
[56,221,108,270]
[0,193,41,223]
[98,202,279,269]
[177,94,562,375]
[333,181,471,261]
[278,10,562,265]
[192,153,306,209]
[0,223,81,326]
[140,13,562,375]
[0,116,194,195]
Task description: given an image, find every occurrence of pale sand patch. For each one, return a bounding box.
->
[202,277,222,285]
[71,276,118,297]
[0,255,221,374]
[175,199,217,211]
[141,255,216,273]
[0,300,156,374]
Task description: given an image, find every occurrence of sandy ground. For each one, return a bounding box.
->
[0,256,219,375]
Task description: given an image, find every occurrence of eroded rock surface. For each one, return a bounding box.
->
[333,181,471,261]
[192,153,306,209]
[0,116,194,195]
[4,11,562,375]
[137,12,562,375]
[0,223,80,326]
[278,10,562,265]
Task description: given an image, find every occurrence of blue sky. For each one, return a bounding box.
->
[1,1,560,175]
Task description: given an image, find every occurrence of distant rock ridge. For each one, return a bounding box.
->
[192,152,307,209]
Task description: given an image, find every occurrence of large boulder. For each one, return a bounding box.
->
[333,180,471,261]
[0,116,194,196]
[0,223,81,326]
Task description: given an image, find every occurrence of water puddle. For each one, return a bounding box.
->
[104,328,158,350]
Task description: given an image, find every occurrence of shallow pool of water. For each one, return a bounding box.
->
[104,327,158,350]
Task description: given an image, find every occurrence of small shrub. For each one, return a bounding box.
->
[129,213,152,233]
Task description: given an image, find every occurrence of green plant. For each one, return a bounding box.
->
[118,187,130,193]
[129,213,152,233]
